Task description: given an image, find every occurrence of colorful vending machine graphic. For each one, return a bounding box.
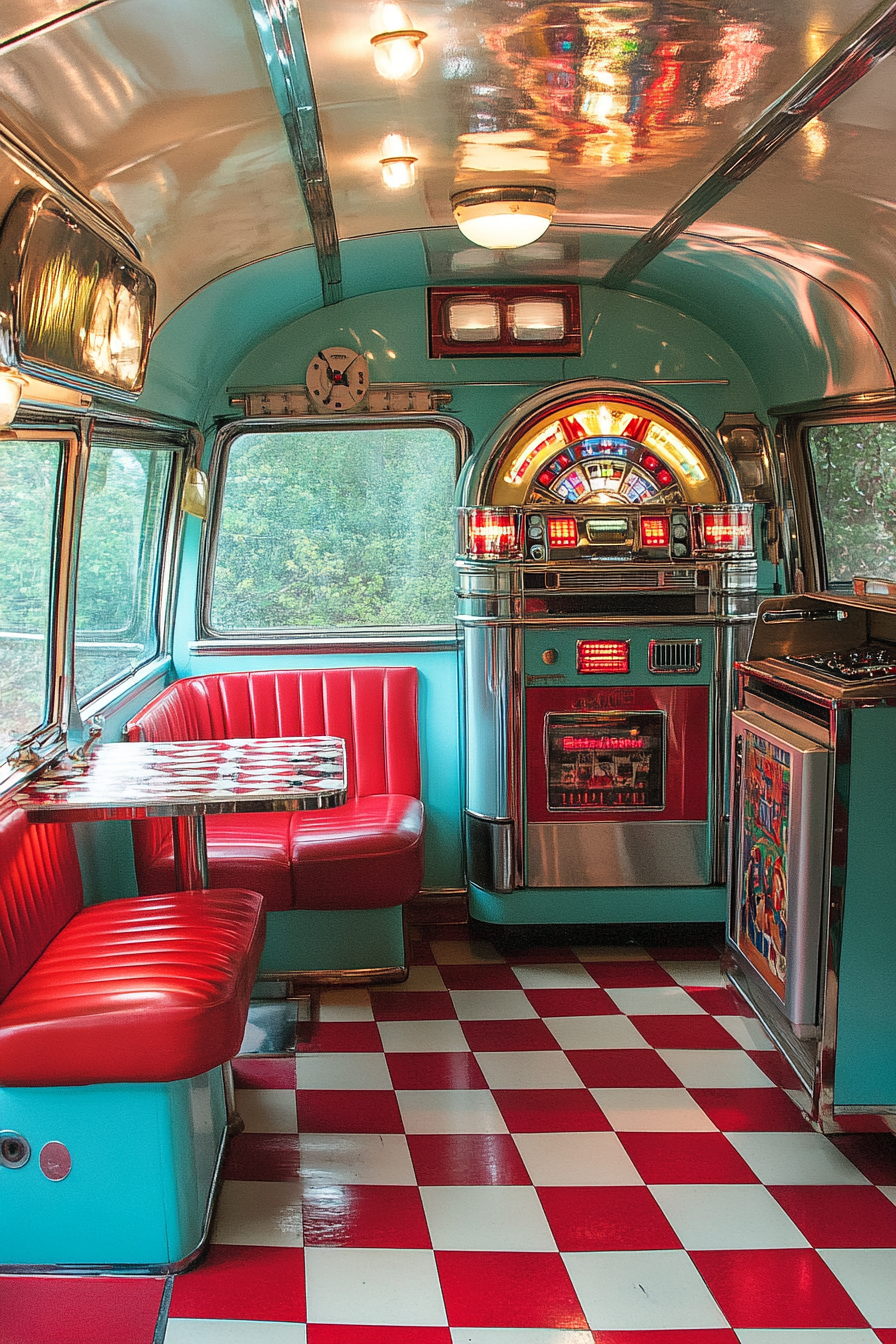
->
[729,708,831,1031]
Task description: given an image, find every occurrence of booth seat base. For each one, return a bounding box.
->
[257,904,408,985]
[0,1067,226,1274]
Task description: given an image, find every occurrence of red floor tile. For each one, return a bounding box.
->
[168,1245,305,1321]
[308,1330,452,1343]
[296,1022,384,1053]
[645,944,723,960]
[690,1248,869,1328]
[689,1087,811,1132]
[233,1056,298,1088]
[832,1113,893,1132]
[461,1018,561,1052]
[302,1184,431,1247]
[830,1133,896,1184]
[524,987,622,1017]
[436,1250,588,1328]
[592,1332,739,1343]
[874,1332,896,1342]
[409,940,438,965]
[0,1277,165,1344]
[582,962,678,988]
[620,1131,760,1184]
[633,1014,744,1050]
[746,1048,804,1089]
[386,1050,489,1090]
[770,1183,896,1247]
[492,1087,612,1132]
[566,1048,682,1088]
[407,1132,531,1185]
[687,987,755,1016]
[297,1088,404,1133]
[221,1132,302,1181]
[438,963,521,989]
[371,991,457,1020]
[538,1184,682,1251]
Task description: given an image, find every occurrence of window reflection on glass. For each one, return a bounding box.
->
[0,441,62,748]
[75,445,173,702]
[210,427,458,632]
[807,422,896,589]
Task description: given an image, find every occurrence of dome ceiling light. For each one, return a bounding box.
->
[379,134,418,189]
[370,2,427,80]
[450,185,557,250]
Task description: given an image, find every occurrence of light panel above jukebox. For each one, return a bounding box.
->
[492,395,721,507]
[0,190,155,398]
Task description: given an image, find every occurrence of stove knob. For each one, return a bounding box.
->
[530,544,545,561]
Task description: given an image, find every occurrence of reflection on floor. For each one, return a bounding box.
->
[4,927,896,1344]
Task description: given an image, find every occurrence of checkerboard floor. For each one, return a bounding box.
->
[5,929,896,1344]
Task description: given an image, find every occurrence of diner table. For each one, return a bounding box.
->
[15,735,348,891]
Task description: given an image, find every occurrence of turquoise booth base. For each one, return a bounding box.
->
[257,905,408,981]
[0,1067,226,1272]
[468,883,727,927]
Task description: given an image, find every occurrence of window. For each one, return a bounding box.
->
[0,440,63,749]
[806,421,896,589]
[74,444,174,702]
[208,425,459,632]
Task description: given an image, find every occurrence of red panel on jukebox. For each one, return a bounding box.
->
[526,684,709,822]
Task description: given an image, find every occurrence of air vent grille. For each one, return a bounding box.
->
[532,568,700,592]
[648,639,702,674]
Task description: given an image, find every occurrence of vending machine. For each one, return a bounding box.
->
[456,381,767,929]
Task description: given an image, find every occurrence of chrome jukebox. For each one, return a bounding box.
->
[456,382,764,929]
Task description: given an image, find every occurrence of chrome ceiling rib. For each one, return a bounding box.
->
[248,0,342,305]
[601,0,896,292]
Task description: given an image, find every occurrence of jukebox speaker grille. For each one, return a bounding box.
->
[648,639,702,673]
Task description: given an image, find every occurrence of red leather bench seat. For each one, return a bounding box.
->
[0,807,265,1087]
[125,668,425,912]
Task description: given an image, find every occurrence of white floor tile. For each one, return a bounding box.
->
[649,1183,810,1249]
[377,1019,470,1053]
[606,986,707,1016]
[317,987,373,1022]
[563,1248,729,1329]
[514,1131,643,1186]
[880,1185,896,1208]
[451,1329,595,1343]
[420,1184,556,1250]
[572,945,652,962]
[659,959,726,987]
[212,1180,303,1247]
[165,1322,306,1343]
[370,965,447,992]
[819,1248,896,1325]
[235,1088,298,1134]
[397,1088,509,1134]
[590,1087,718,1132]
[430,940,506,964]
[294,1051,392,1091]
[716,1015,776,1050]
[304,1246,448,1325]
[512,964,598,990]
[658,1048,776,1089]
[474,1050,585,1090]
[298,1132,417,1185]
[726,1132,871,1185]
[450,989,538,1020]
[543,1014,650,1051]
[735,1331,881,1343]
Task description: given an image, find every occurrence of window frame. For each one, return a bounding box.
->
[198,415,469,651]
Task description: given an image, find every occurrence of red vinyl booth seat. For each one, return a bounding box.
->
[0,806,265,1087]
[124,668,425,912]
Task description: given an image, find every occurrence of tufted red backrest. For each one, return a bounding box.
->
[126,667,421,800]
[0,805,82,1001]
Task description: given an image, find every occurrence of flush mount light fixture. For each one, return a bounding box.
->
[450,185,557,250]
[379,134,418,189]
[370,2,426,80]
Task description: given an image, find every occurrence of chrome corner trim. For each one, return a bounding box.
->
[248,0,342,304]
[600,0,896,290]
[189,633,459,656]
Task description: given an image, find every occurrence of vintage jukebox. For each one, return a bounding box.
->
[456,382,763,929]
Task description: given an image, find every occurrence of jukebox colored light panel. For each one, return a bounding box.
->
[644,423,708,483]
[577,640,630,674]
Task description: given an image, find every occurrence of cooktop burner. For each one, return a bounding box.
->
[784,643,896,681]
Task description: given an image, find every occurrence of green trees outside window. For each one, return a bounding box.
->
[808,421,896,589]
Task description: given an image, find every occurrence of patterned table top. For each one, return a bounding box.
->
[16,736,347,822]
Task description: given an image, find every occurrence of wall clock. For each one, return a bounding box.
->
[305,347,369,412]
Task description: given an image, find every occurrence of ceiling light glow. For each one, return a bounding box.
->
[451,185,557,250]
